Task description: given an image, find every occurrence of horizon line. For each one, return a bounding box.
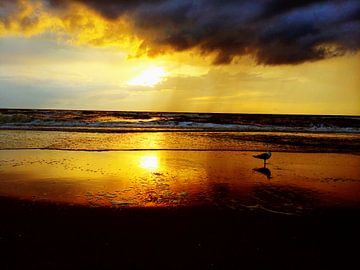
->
[0,107,359,117]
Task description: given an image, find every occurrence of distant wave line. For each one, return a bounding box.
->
[1,127,360,135]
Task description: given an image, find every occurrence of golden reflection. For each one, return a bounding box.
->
[0,150,359,208]
[139,155,159,170]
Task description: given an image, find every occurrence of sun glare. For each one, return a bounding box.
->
[128,67,167,87]
[139,155,159,170]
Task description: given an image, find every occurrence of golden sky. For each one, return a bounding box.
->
[0,0,359,114]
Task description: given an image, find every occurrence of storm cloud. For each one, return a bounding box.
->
[2,0,360,65]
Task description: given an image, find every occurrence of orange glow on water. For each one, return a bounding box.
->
[0,149,359,210]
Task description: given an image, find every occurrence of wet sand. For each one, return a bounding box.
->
[1,130,360,153]
[0,150,359,209]
[0,150,359,269]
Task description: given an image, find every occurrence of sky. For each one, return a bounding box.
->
[0,0,359,114]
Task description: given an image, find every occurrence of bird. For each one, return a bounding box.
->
[253,151,272,167]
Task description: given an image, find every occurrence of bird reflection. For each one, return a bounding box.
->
[253,167,272,179]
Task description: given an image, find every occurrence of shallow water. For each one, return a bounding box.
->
[1,130,359,153]
[0,150,359,213]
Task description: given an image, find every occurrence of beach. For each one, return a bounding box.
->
[1,0,359,267]
[0,111,360,269]
[1,144,360,269]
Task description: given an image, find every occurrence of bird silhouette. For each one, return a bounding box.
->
[253,151,272,167]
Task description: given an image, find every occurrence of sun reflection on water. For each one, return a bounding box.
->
[0,150,359,208]
[139,155,159,171]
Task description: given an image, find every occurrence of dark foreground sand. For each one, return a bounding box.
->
[0,150,359,269]
[0,198,359,270]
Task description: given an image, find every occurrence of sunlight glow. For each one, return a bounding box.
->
[128,67,167,87]
[139,155,159,170]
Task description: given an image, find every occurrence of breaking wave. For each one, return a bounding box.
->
[1,109,359,133]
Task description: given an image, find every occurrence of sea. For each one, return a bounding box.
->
[1,109,360,153]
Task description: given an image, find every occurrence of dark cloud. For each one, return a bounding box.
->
[3,0,360,65]
[75,0,360,64]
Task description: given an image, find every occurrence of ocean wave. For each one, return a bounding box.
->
[1,121,359,133]
[1,109,359,134]
[0,113,32,123]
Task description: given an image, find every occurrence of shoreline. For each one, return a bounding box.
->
[1,129,360,154]
[1,148,360,154]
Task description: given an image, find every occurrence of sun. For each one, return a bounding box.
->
[128,67,167,87]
